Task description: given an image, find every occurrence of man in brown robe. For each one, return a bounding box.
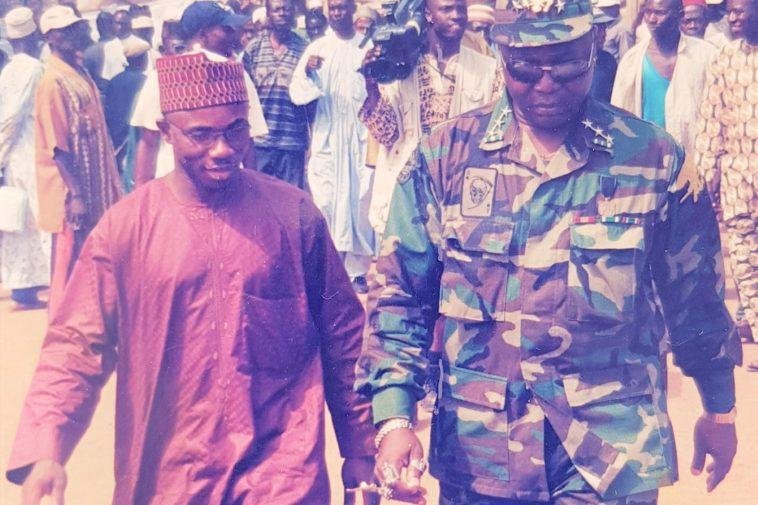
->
[34,5,122,318]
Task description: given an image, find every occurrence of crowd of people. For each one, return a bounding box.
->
[0,0,755,503]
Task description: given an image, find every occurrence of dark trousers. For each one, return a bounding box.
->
[254,146,306,189]
[439,422,658,505]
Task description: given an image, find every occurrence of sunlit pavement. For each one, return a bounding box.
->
[1,277,754,504]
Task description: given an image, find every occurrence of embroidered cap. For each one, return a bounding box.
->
[491,0,594,47]
[156,52,248,114]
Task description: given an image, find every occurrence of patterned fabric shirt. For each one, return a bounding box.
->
[243,30,310,151]
[34,54,122,233]
[356,95,740,500]
[417,54,458,134]
[693,38,757,222]
[360,52,504,147]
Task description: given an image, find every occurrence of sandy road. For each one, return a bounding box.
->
[1,285,755,504]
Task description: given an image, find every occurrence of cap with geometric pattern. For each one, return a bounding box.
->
[156,52,248,114]
[491,0,594,47]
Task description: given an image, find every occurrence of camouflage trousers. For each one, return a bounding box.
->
[724,214,757,334]
[439,422,658,505]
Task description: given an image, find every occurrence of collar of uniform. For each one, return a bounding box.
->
[479,94,612,168]
[479,93,516,152]
[577,98,614,155]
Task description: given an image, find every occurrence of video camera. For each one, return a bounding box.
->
[360,0,426,84]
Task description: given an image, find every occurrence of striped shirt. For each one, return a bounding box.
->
[244,30,309,151]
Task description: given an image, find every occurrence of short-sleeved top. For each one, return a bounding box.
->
[243,30,310,151]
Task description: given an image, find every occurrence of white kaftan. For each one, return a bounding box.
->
[0,54,51,290]
[289,31,375,264]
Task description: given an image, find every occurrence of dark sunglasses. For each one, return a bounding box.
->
[505,44,596,84]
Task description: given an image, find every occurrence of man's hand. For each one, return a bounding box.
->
[375,428,427,504]
[360,47,382,107]
[65,195,88,231]
[691,412,737,492]
[360,47,381,78]
[343,456,379,505]
[306,55,323,76]
[21,459,67,505]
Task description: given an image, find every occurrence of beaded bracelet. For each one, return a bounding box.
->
[374,418,413,449]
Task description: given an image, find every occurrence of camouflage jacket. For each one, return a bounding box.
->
[356,95,741,501]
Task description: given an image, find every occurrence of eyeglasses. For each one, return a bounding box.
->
[505,44,596,84]
[166,119,251,148]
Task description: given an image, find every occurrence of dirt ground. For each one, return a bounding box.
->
[1,284,755,504]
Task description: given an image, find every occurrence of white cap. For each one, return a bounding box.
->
[704,0,724,4]
[4,7,37,40]
[252,6,266,24]
[594,0,621,7]
[122,36,151,58]
[132,16,154,30]
[305,0,323,10]
[39,5,82,35]
[354,5,378,21]
[467,4,495,25]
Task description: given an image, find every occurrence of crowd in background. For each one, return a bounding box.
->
[0,0,755,503]
[0,0,755,338]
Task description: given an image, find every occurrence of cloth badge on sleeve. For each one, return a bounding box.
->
[462,167,497,217]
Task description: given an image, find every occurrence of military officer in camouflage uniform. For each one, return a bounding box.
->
[355,0,742,503]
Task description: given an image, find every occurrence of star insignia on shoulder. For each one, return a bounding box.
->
[582,117,614,150]
[556,0,565,12]
[495,104,512,126]
[483,105,512,144]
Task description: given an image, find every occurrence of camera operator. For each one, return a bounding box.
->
[359,0,503,235]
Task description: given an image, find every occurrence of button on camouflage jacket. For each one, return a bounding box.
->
[356,95,741,501]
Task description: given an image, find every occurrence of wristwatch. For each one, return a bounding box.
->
[703,406,737,424]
